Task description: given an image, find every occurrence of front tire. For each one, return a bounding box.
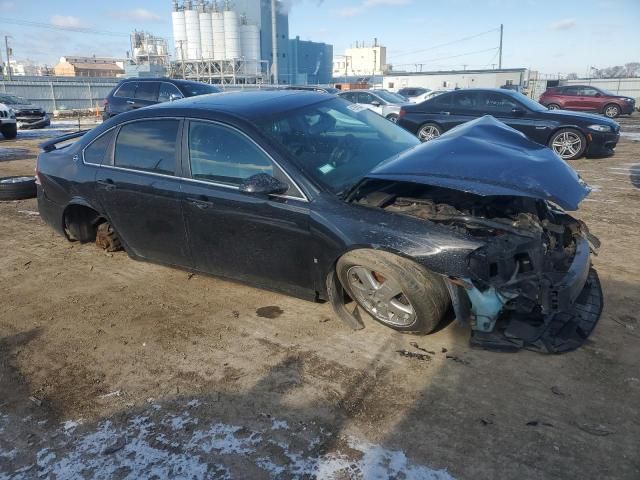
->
[386,114,399,123]
[1,124,17,140]
[547,103,561,110]
[549,128,587,160]
[336,249,450,334]
[603,103,620,118]
[417,122,442,142]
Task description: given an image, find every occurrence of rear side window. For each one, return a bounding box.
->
[114,120,179,175]
[452,91,481,110]
[188,121,273,186]
[159,83,183,102]
[135,82,159,101]
[84,130,115,165]
[429,93,452,107]
[114,82,137,98]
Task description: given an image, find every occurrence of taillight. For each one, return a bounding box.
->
[399,108,406,119]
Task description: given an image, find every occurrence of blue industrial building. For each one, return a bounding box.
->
[288,36,333,85]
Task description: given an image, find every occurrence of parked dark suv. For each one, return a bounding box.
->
[398,88,620,160]
[539,85,635,118]
[102,78,221,120]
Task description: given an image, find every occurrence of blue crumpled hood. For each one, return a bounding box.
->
[367,115,591,210]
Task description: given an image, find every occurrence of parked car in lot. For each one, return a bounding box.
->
[0,102,17,139]
[539,85,635,118]
[285,85,340,94]
[0,93,50,129]
[37,91,602,353]
[398,88,620,160]
[102,78,221,120]
[396,87,432,103]
[338,89,410,122]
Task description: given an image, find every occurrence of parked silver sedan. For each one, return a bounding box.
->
[338,89,410,123]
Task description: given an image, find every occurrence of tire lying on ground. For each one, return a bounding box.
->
[0,176,37,201]
[336,249,450,334]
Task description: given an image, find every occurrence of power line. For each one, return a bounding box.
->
[393,47,499,68]
[0,18,130,37]
[389,27,500,60]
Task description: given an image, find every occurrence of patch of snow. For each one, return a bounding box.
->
[61,419,81,434]
[271,419,288,430]
[621,131,640,141]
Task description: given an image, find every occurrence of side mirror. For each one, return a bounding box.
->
[594,92,602,98]
[239,173,289,196]
[371,100,381,107]
[511,107,526,115]
[169,93,183,102]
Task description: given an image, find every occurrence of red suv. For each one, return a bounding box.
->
[539,85,635,118]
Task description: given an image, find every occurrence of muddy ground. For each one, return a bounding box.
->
[0,117,639,479]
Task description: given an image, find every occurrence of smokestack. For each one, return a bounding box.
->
[271,0,278,84]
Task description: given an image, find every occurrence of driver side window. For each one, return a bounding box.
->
[159,83,183,103]
[188,121,273,186]
[357,93,375,104]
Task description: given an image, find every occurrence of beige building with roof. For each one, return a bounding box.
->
[54,56,124,77]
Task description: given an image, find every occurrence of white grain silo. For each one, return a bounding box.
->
[223,8,241,60]
[212,7,226,60]
[184,1,202,60]
[199,3,214,59]
[171,1,188,61]
[240,23,260,75]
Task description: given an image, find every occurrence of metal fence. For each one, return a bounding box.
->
[0,78,120,113]
[563,77,640,99]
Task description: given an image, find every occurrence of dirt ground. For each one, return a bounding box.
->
[0,117,639,479]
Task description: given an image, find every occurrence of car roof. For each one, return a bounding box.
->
[116,77,210,86]
[145,90,333,120]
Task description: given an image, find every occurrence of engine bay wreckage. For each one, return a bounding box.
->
[340,116,603,353]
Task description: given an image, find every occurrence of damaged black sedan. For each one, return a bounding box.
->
[36,91,602,353]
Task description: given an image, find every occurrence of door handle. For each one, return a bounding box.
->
[438,111,450,115]
[97,179,116,191]
[187,197,212,210]
[126,100,135,105]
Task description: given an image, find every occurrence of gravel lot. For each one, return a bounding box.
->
[1,117,639,479]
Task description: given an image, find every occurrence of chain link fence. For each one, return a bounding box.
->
[0,77,120,113]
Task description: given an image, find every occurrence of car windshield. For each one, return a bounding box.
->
[181,83,220,97]
[257,98,420,195]
[0,94,27,105]
[510,91,547,112]
[373,90,407,104]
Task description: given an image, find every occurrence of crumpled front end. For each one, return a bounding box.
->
[354,184,603,353]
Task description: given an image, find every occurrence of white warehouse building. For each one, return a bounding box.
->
[382,68,529,92]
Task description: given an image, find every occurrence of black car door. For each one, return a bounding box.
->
[132,82,160,109]
[110,81,138,115]
[180,119,314,295]
[95,118,192,267]
[447,90,484,128]
[421,92,460,131]
[479,92,554,144]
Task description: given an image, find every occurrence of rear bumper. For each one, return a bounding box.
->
[586,131,619,157]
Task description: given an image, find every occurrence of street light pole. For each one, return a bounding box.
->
[498,24,503,70]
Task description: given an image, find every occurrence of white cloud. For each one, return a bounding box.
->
[548,18,577,31]
[336,0,411,17]
[109,8,163,23]
[51,15,82,28]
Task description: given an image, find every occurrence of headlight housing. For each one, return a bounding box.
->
[8,108,15,119]
[588,124,611,132]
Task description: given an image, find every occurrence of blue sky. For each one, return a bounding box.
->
[0,0,638,75]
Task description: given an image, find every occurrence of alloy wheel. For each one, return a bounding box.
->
[346,266,416,327]
[604,105,620,118]
[418,125,441,141]
[551,131,583,159]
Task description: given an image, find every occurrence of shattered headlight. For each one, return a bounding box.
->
[588,124,611,132]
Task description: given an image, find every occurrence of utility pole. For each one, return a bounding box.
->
[5,36,13,81]
[271,0,278,85]
[498,24,503,70]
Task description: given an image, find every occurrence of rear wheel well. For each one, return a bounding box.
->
[62,204,104,243]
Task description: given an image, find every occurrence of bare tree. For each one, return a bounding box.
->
[590,63,640,78]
